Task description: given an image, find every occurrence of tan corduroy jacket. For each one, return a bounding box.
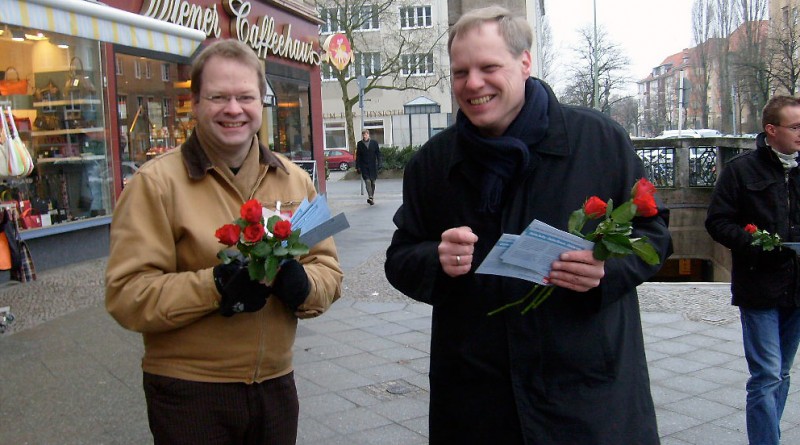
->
[105,133,342,383]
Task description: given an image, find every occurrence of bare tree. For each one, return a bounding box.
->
[538,18,556,83]
[711,0,741,133]
[609,95,640,136]
[317,0,449,152]
[691,0,715,129]
[728,0,769,133]
[765,7,800,96]
[560,25,630,114]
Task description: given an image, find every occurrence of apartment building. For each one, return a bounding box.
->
[318,0,453,150]
[318,0,545,151]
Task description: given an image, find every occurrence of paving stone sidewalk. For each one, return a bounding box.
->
[1,176,798,445]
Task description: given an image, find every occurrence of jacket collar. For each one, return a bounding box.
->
[181,131,289,180]
[447,77,569,175]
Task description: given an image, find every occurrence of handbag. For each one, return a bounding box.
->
[5,107,33,177]
[65,57,96,94]
[0,109,12,176]
[0,67,28,96]
[33,79,61,102]
[20,208,42,229]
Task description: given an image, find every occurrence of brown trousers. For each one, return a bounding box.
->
[143,371,299,445]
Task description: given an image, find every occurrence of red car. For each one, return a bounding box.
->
[324,149,354,171]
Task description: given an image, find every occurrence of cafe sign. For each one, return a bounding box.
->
[141,0,321,66]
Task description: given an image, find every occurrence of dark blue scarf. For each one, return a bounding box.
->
[457,77,549,213]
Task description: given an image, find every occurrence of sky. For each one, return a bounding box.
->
[543,0,697,94]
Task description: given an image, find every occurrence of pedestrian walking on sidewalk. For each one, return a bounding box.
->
[385,6,672,444]
[706,95,800,445]
[105,39,342,445]
[356,129,381,205]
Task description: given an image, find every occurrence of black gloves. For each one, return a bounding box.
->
[272,259,311,311]
[213,260,271,317]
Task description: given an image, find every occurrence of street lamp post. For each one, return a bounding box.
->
[592,0,599,110]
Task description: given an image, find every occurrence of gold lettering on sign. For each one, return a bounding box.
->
[224,0,321,66]
[141,0,221,37]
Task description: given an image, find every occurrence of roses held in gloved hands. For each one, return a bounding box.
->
[488,178,662,315]
[215,199,309,284]
[744,224,782,251]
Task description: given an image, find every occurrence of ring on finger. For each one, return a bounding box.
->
[456,255,461,266]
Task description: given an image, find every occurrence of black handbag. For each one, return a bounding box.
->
[64,57,96,94]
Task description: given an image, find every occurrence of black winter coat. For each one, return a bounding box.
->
[705,133,800,308]
[385,80,672,445]
[356,139,381,181]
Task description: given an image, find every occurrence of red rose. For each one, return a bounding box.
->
[633,192,658,217]
[243,223,266,243]
[744,224,758,234]
[583,196,608,219]
[215,224,241,246]
[240,199,263,224]
[632,178,656,198]
[273,220,293,239]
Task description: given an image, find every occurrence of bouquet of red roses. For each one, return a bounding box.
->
[489,178,662,315]
[744,223,782,251]
[215,199,309,284]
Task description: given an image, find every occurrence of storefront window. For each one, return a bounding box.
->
[259,64,313,165]
[115,53,192,166]
[0,27,111,229]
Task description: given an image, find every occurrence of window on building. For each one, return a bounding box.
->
[325,122,347,149]
[363,120,385,145]
[357,5,379,30]
[144,61,152,79]
[400,5,432,28]
[118,95,128,120]
[163,97,172,118]
[115,56,123,75]
[355,52,381,78]
[401,53,434,75]
[320,7,345,34]
[134,60,142,79]
[161,63,170,82]
[321,63,353,81]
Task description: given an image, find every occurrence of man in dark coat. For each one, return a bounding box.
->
[356,129,381,205]
[384,6,672,445]
[706,95,800,445]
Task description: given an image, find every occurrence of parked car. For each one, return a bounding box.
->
[323,149,354,171]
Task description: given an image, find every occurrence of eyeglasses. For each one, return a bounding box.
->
[201,95,259,106]
[774,124,800,133]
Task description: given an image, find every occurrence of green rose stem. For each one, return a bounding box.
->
[487,284,554,316]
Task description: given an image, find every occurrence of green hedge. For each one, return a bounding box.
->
[379,145,419,170]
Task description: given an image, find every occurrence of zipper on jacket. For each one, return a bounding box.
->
[252,308,268,382]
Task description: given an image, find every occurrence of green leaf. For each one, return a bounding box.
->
[288,246,310,256]
[266,215,282,233]
[273,245,289,257]
[611,201,636,224]
[217,250,232,263]
[593,241,611,260]
[568,209,587,234]
[601,236,634,255]
[632,239,661,265]
[265,256,280,284]
[252,241,271,257]
[248,258,266,282]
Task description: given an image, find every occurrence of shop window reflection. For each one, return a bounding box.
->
[1,32,112,229]
[115,53,192,166]
[266,78,312,163]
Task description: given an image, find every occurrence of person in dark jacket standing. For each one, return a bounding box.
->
[706,95,800,445]
[356,129,381,205]
[384,6,672,445]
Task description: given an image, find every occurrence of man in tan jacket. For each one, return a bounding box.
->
[105,39,342,444]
